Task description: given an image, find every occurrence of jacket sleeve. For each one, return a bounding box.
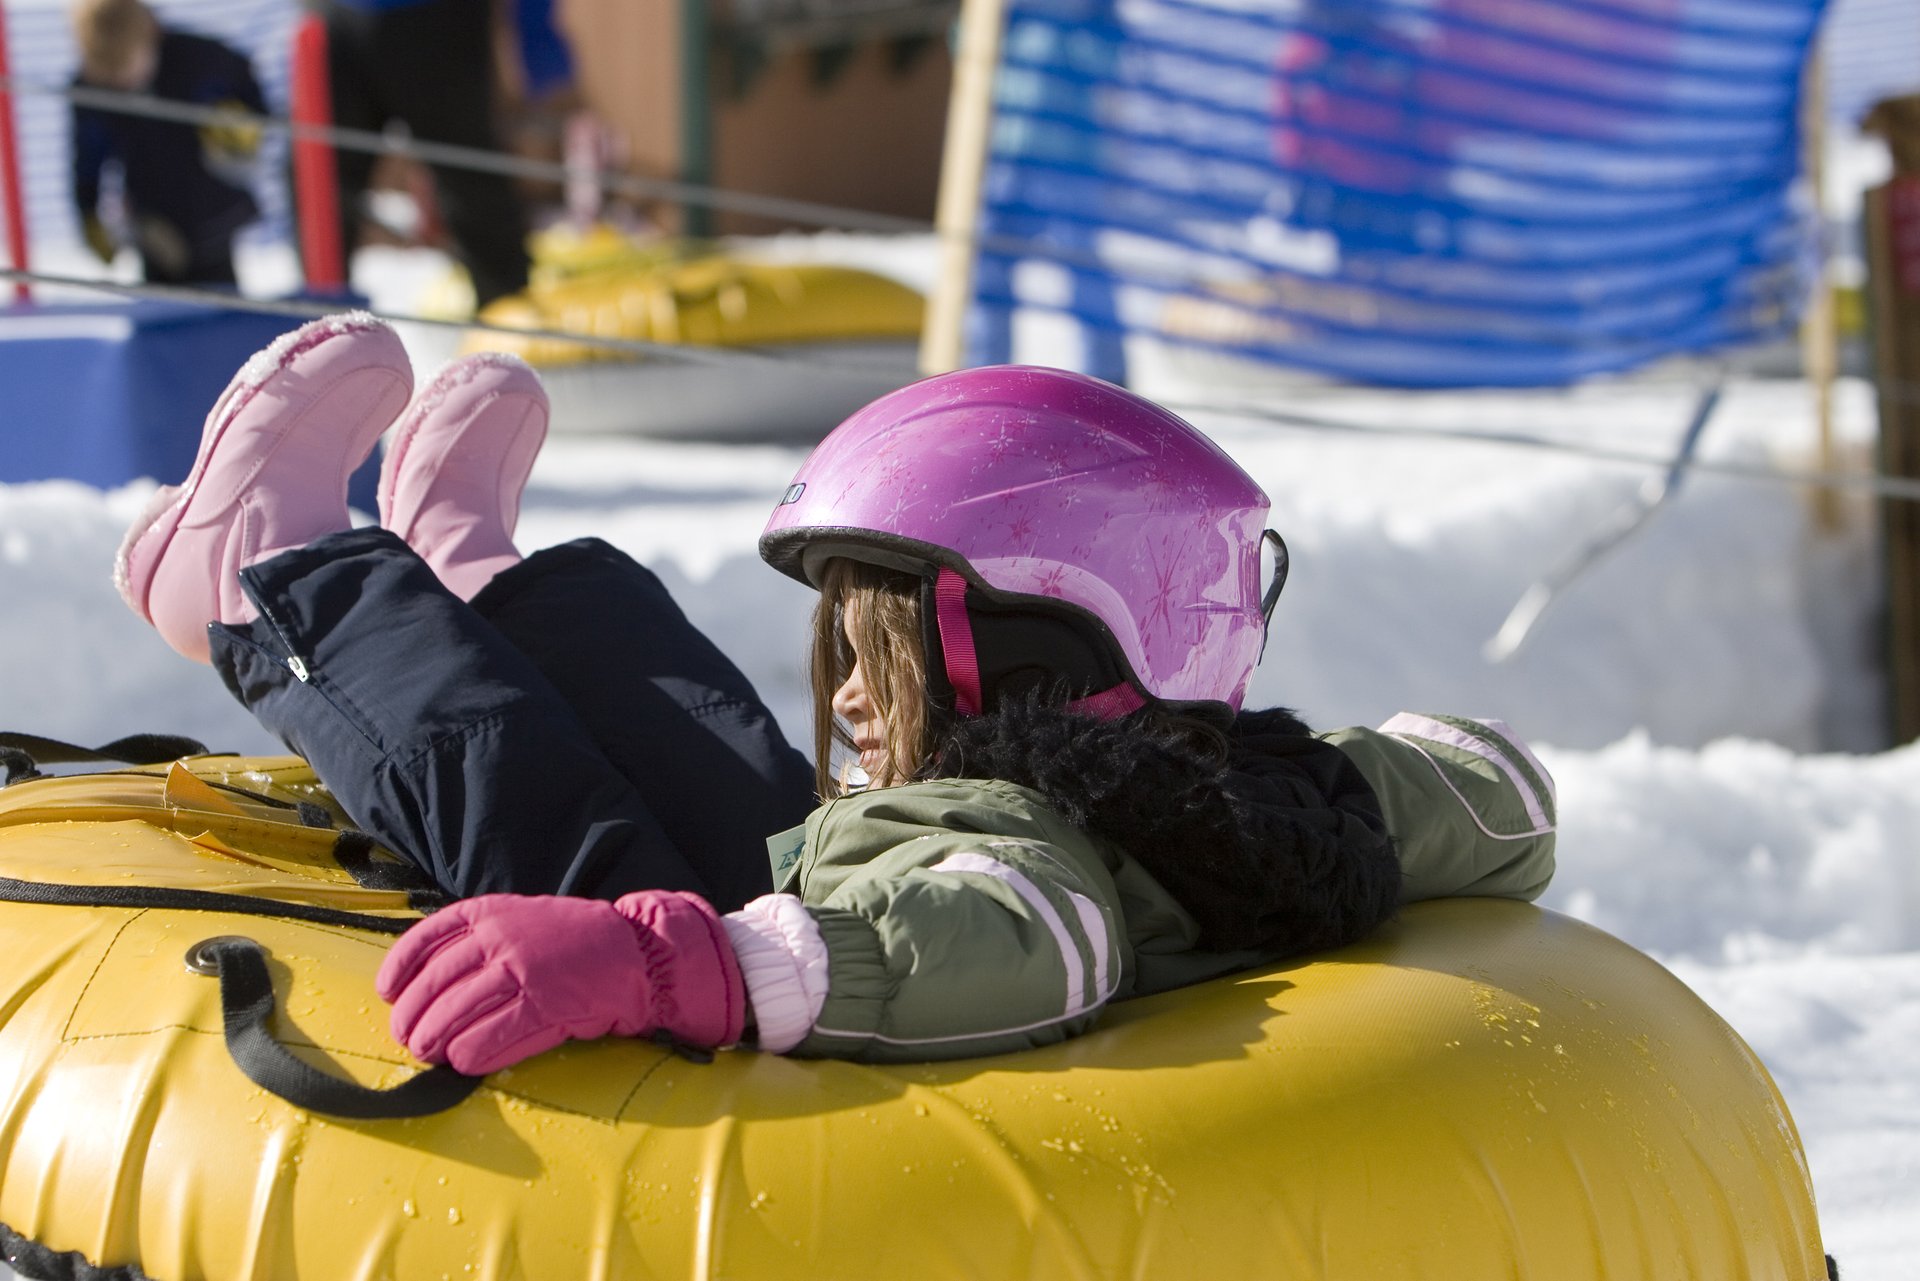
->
[1320,713,1556,904]
[176,33,266,111]
[70,101,111,214]
[721,788,1126,1062]
[217,40,267,113]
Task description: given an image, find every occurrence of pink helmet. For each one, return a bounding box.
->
[761,365,1286,713]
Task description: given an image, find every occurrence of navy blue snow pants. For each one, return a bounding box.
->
[208,528,817,912]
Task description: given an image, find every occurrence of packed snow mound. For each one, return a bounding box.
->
[1540,734,1920,961]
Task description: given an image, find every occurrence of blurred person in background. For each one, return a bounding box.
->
[70,0,267,286]
[309,0,533,308]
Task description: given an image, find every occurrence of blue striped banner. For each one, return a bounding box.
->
[969,0,1831,387]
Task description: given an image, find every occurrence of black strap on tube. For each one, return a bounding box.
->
[195,935,482,1119]
[0,731,214,784]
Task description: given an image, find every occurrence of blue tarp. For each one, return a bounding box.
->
[0,300,380,508]
[968,0,1831,387]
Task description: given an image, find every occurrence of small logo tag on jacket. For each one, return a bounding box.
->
[765,824,807,890]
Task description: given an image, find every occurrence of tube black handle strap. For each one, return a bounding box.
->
[198,935,482,1119]
[0,731,214,784]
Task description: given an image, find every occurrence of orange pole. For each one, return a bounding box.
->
[289,13,344,290]
[0,0,33,302]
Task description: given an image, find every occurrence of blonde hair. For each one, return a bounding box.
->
[72,0,157,84]
[810,558,932,797]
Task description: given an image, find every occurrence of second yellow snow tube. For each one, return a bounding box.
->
[463,233,924,367]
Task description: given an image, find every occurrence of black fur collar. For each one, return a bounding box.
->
[931,699,1400,956]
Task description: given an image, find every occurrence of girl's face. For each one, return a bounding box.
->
[830,602,897,786]
[810,557,928,798]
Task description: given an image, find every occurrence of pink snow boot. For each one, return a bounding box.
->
[377,353,549,601]
[113,312,414,664]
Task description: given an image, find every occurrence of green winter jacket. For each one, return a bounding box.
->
[718,713,1556,1062]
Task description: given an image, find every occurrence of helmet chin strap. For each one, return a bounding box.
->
[934,569,984,717]
[1065,684,1146,719]
[933,568,1145,721]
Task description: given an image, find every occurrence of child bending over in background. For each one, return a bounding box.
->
[70,0,265,286]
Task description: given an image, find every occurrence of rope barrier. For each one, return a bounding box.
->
[0,264,911,377]
[0,74,1257,296]
[6,73,1825,325]
[1161,395,1920,503]
[4,261,1916,506]
[3,77,1914,505]
[1484,381,1721,662]
[2,76,931,236]
[5,75,1313,317]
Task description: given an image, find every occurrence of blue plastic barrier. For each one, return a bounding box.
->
[0,300,380,509]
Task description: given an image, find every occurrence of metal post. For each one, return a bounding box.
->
[679,0,712,238]
[290,13,345,290]
[0,0,32,303]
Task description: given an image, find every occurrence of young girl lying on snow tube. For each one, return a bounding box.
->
[114,312,1556,1071]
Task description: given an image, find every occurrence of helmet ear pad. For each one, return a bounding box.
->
[919,576,1134,719]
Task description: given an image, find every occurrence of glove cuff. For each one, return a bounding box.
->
[613,890,746,1048]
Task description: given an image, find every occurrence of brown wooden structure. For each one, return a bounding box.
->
[1862,95,1920,745]
[546,0,955,235]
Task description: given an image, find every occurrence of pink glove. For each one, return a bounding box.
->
[375,890,746,1075]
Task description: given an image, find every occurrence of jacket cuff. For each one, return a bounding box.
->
[722,894,830,1054]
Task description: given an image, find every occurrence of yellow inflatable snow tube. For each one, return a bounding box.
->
[0,756,1827,1281]
[461,233,924,367]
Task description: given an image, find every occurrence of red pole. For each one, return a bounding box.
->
[0,0,33,303]
[289,13,344,290]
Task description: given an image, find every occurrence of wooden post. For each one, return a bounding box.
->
[1861,94,1920,745]
[1800,42,1840,531]
[919,0,1007,375]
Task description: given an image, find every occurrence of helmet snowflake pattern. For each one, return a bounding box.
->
[761,365,1285,711]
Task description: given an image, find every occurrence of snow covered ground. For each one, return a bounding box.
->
[1,242,1917,1275]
